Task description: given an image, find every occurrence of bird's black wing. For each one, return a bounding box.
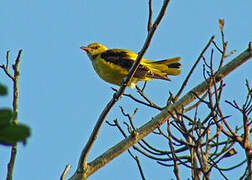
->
[100,49,150,78]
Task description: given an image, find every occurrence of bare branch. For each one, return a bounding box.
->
[1,50,23,180]
[60,164,71,180]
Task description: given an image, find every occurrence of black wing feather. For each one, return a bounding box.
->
[101,50,150,78]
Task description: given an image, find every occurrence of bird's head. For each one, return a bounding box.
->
[80,43,108,58]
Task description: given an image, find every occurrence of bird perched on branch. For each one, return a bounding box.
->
[80,43,181,88]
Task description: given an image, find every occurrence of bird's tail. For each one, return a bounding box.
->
[147,57,181,76]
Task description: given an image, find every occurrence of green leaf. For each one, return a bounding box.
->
[0,109,13,126]
[0,83,8,96]
[0,124,30,146]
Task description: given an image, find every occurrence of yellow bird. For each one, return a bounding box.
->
[80,43,181,88]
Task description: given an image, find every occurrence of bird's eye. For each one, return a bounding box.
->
[92,46,99,50]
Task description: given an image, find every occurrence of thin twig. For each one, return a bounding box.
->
[212,41,223,54]
[147,0,153,31]
[136,86,162,110]
[0,51,14,80]
[123,92,163,110]
[167,120,181,180]
[60,165,71,180]
[174,35,215,102]
[120,106,138,130]
[134,156,146,180]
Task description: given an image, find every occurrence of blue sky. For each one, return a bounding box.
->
[0,0,251,179]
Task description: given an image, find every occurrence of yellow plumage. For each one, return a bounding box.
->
[80,43,181,88]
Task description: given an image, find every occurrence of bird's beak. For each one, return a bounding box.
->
[80,46,90,52]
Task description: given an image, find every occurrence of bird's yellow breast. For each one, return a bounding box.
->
[92,56,129,86]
